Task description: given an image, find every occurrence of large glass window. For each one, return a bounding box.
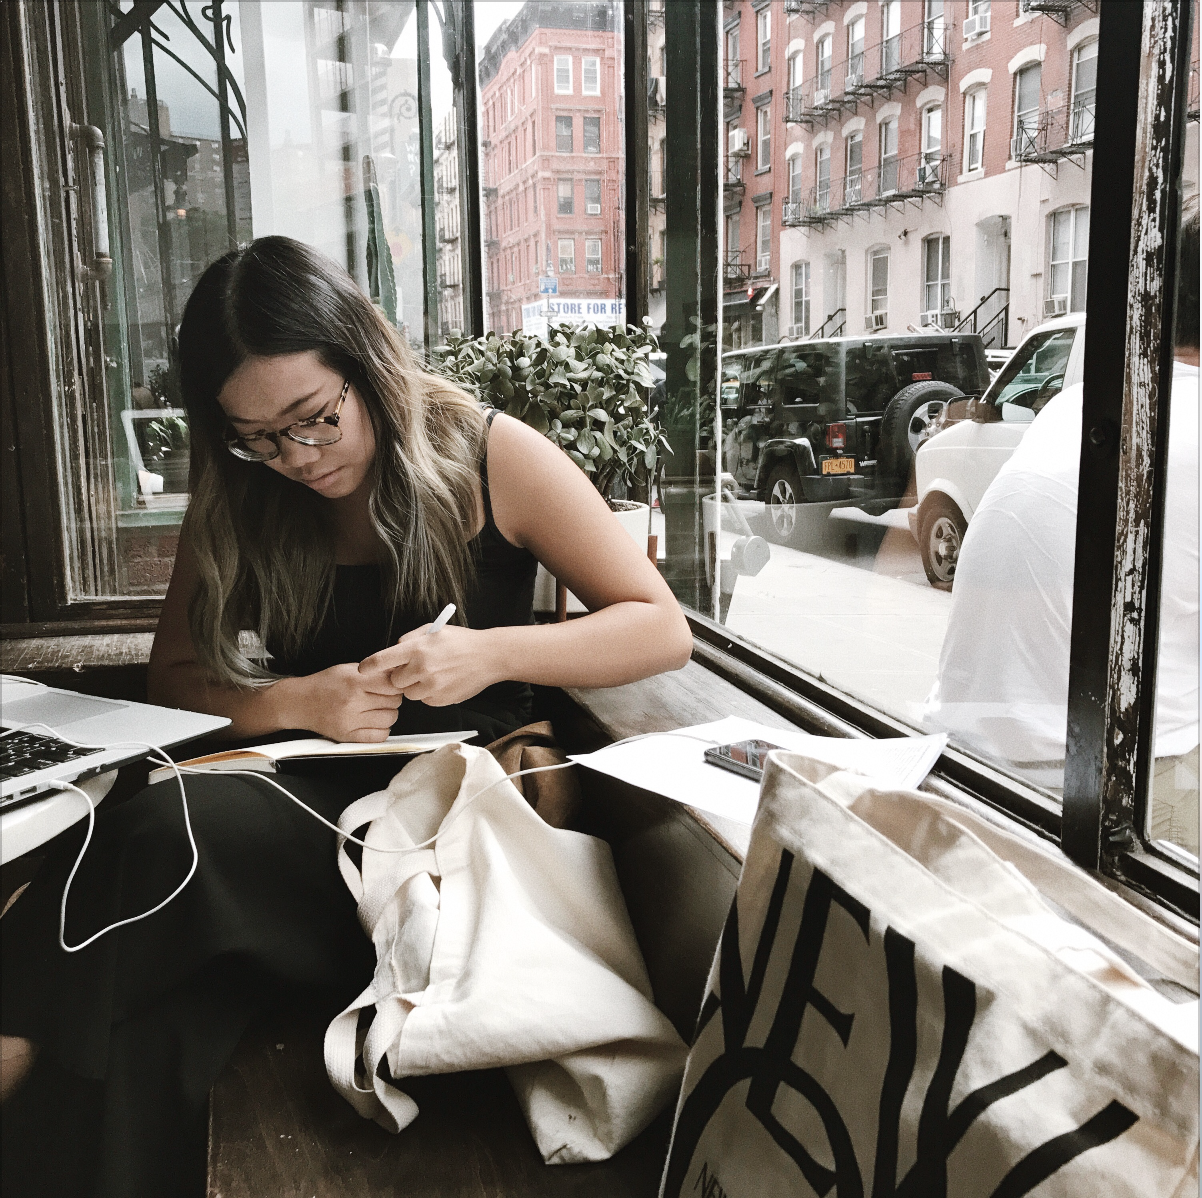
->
[1048,205,1089,314]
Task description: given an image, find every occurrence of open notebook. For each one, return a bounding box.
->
[147,731,477,786]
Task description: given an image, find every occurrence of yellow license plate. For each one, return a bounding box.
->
[821,457,855,476]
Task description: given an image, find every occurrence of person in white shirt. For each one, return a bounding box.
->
[926,206,1199,853]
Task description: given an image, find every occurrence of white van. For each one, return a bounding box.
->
[909,313,1086,589]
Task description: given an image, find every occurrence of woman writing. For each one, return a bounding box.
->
[0,236,692,1196]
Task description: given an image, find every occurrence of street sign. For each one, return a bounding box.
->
[539,277,559,295]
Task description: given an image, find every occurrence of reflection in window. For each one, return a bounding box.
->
[922,234,951,325]
[791,261,810,337]
[1048,206,1089,314]
[583,115,601,154]
[1071,41,1097,142]
[964,88,986,172]
[556,114,573,153]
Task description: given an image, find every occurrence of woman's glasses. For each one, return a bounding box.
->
[224,378,350,462]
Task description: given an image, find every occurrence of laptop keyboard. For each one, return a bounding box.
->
[0,731,94,781]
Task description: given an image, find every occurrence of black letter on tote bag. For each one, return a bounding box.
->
[663,853,1137,1198]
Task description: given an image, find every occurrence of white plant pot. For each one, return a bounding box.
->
[532,501,651,613]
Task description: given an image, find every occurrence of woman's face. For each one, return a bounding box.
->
[218,351,375,500]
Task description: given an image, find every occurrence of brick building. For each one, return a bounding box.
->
[434,109,465,336]
[478,1,624,336]
[721,0,1199,348]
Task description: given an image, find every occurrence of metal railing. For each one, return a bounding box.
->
[723,59,744,94]
[783,19,949,126]
[954,286,1010,350]
[810,307,846,339]
[723,251,753,287]
[1010,101,1094,165]
[784,151,951,226]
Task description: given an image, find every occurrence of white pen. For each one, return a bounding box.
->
[427,603,456,635]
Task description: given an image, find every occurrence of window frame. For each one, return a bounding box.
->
[1071,39,1098,142]
[791,260,810,336]
[920,232,951,324]
[582,55,600,96]
[584,177,602,215]
[756,103,771,170]
[556,177,574,216]
[867,245,889,323]
[582,114,601,155]
[554,54,572,94]
[814,142,831,211]
[964,86,987,172]
[755,202,771,272]
[756,7,770,73]
[1047,204,1090,315]
[815,33,832,94]
[585,236,602,274]
[557,236,575,274]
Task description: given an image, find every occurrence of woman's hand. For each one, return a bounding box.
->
[276,663,404,742]
[358,625,497,708]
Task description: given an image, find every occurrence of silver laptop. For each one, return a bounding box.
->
[0,676,230,809]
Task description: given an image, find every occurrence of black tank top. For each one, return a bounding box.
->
[266,410,539,743]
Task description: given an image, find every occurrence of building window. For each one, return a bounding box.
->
[843,132,862,205]
[920,104,942,185]
[847,16,865,84]
[787,51,802,93]
[922,233,951,324]
[787,153,802,204]
[879,117,899,194]
[757,104,771,169]
[815,143,830,211]
[881,0,901,73]
[757,7,771,72]
[584,178,601,215]
[725,27,740,88]
[792,261,810,335]
[868,247,889,326]
[554,55,572,94]
[815,34,831,94]
[924,0,945,57]
[582,56,600,96]
[583,116,601,154]
[555,115,573,153]
[585,237,602,273]
[726,211,741,262]
[756,203,771,271]
[557,178,574,215]
[558,237,575,273]
[964,88,987,172]
[1071,40,1097,142]
[1048,205,1089,313]
[1013,62,1041,157]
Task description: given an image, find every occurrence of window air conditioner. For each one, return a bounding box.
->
[813,88,830,106]
[728,128,751,156]
[962,12,990,39]
[866,311,888,331]
[1045,296,1069,316]
[786,323,808,339]
[586,203,601,215]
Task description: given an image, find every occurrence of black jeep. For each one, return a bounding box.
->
[720,333,990,543]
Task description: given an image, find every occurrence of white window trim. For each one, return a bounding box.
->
[813,19,835,41]
[582,56,600,96]
[962,87,987,175]
[554,55,573,94]
[812,128,835,148]
[1007,44,1046,75]
[914,84,946,111]
[843,2,868,25]
[785,37,806,56]
[1066,18,1100,54]
[784,140,806,160]
[875,101,902,126]
[959,67,993,94]
[841,115,866,137]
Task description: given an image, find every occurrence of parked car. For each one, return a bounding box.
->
[721,333,991,543]
[910,313,1086,589]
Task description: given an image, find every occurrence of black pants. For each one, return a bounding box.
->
[1,768,380,1197]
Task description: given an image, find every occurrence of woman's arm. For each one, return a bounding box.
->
[363,414,693,703]
[148,534,403,741]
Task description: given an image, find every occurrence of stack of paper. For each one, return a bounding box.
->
[569,715,946,826]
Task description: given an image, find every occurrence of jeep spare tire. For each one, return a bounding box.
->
[763,461,804,545]
[879,380,963,490]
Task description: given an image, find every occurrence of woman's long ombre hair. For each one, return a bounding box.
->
[178,236,486,688]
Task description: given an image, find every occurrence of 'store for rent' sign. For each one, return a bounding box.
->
[521,298,626,339]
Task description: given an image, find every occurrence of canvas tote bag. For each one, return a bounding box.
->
[661,752,1199,1198]
[323,742,687,1164]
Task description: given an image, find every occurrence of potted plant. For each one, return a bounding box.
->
[142,413,191,493]
[433,320,667,610]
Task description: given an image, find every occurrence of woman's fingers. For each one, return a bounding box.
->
[358,641,414,676]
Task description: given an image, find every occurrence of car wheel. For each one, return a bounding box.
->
[919,497,967,592]
[879,380,964,492]
[764,462,804,545]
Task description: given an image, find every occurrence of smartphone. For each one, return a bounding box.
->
[703,739,783,782]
